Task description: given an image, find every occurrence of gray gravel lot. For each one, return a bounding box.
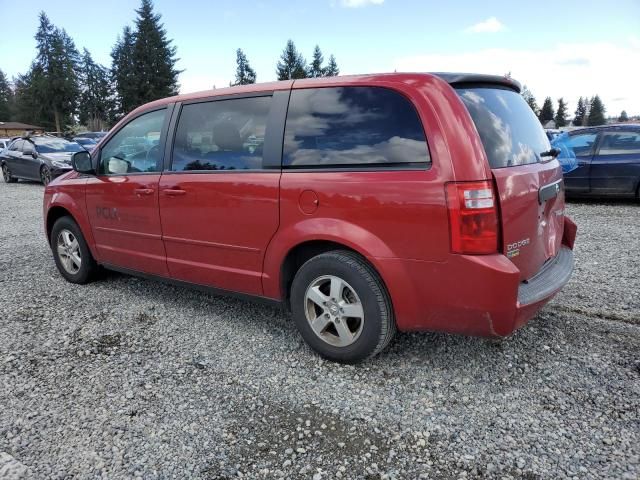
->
[0,180,638,479]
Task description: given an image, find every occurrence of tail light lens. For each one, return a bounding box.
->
[445,181,499,254]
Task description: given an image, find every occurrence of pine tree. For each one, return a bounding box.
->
[521,85,539,116]
[111,26,136,116]
[232,48,257,86]
[276,40,307,80]
[554,98,568,127]
[587,95,606,126]
[573,97,587,126]
[538,97,555,125]
[0,69,12,120]
[308,45,324,78]
[618,110,629,122]
[79,49,115,130]
[323,54,339,77]
[33,12,80,132]
[12,67,45,126]
[131,0,180,106]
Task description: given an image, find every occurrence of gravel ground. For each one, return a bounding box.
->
[0,180,638,480]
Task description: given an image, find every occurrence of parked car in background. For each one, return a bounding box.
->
[73,137,98,151]
[1,135,84,185]
[0,138,11,151]
[545,129,562,142]
[43,73,576,362]
[563,125,640,198]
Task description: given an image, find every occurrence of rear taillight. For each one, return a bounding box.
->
[445,181,499,254]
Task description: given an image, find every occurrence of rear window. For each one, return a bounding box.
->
[283,86,430,168]
[457,87,550,169]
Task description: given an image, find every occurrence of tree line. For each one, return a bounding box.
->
[521,86,629,127]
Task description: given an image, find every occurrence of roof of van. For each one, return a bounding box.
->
[133,72,521,114]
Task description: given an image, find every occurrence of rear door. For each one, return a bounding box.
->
[85,107,171,276]
[590,130,640,196]
[457,87,566,281]
[562,130,599,193]
[158,91,287,296]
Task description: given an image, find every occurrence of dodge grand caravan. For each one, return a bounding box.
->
[44,73,577,363]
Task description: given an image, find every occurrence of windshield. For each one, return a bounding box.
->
[457,87,550,168]
[33,138,84,154]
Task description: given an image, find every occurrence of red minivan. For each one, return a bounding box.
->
[44,73,576,363]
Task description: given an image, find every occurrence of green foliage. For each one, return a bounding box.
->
[573,97,588,126]
[232,48,257,86]
[276,40,307,80]
[324,54,339,77]
[79,49,115,130]
[521,85,539,116]
[539,97,554,125]
[130,0,180,106]
[0,69,12,120]
[111,26,137,116]
[554,98,568,127]
[618,110,629,122]
[587,95,606,126]
[308,45,324,78]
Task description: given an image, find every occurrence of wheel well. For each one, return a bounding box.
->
[46,207,73,241]
[280,240,361,308]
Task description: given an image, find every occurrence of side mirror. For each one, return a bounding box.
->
[71,151,94,174]
[31,150,38,159]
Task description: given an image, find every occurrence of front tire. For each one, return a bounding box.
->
[2,163,17,183]
[290,250,396,363]
[40,166,52,186]
[50,216,97,284]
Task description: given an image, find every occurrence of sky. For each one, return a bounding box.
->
[1,0,639,116]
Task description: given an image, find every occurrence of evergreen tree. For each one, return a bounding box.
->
[308,45,324,78]
[573,97,587,126]
[538,97,555,125]
[33,12,80,132]
[131,0,180,106]
[521,85,539,116]
[618,110,629,122]
[554,98,568,127]
[232,48,257,86]
[587,95,606,126]
[324,54,339,77]
[276,40,307,80]
[111,26,137,116]
[0,69,12,120]
[12,67,45,125]
[79,49,115,130]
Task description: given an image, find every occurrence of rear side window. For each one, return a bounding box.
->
[599,131,640,155]
[457,87,550,168]
[171,96,271,171]
[283,86,430,168]
[567,133,597,156]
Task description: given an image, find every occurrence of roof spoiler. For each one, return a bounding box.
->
[431,72,521,93]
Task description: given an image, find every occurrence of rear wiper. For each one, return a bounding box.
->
[540,148,560,159]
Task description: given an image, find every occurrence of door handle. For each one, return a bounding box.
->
[163,188,186,196]
[134,188,154,196]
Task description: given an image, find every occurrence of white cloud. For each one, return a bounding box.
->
[394,41,640,115]
[465,17,505,34]
[338,0,384,7]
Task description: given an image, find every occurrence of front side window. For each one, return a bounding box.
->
[599,131,640,156]
[10,140,23,151]
[99,109,166,175]
[567,133,597,156]
[171,96,271,171]
[283,86,430,168]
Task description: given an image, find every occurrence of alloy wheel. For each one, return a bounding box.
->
[304,275,365,347]
[41,168,51,186]
[56,229,82,274]
[2,164,11,182]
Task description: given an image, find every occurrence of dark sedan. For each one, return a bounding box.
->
[563,125,640,198]
[1,136,84,185]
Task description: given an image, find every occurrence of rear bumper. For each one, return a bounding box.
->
[374,220,576,337]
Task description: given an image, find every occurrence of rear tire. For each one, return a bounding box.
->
[2,163,17,183]
[50,216,97,284]
[40,166,52,186]
[290,250,395,363]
